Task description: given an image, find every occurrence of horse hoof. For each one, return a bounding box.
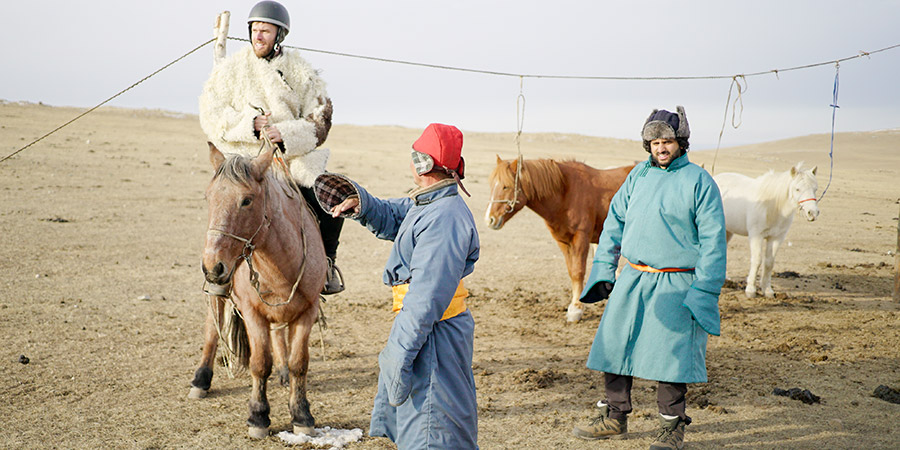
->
[764,290,775,298]
[293,425,315,436]
[248,426,268,439]
[744,289,757,299]
[566,305,583,323]
[187,387,208,399]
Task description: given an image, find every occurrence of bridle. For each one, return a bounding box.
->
[204,180,272,300]
[488,154,525,215]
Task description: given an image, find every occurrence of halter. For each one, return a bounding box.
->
[488,153,525,214]
[797,197,818,213]
[205,180,272,300]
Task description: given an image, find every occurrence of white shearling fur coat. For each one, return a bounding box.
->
[199,46,330,187]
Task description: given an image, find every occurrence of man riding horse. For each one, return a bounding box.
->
[199,0,344,294]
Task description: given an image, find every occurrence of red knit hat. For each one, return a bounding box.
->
[412,123,465,178]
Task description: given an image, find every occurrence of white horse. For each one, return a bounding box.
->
[714,162,820,298]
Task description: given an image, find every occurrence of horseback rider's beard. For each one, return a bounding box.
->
[253,40,276,58]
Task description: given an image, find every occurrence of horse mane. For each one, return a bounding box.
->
[493,158,565,201]
[755,163,814,219]
[213,154,255,186]
[212,153,297,198]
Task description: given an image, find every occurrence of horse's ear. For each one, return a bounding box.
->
[208,142,225,171]
[250,149,275,182]
[790,165,798,176]
[811,165,818,175]
[496,154,502,164]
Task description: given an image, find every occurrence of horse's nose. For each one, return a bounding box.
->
[485,215,504,230]
[807,209,820,221]
[203,261,230,284]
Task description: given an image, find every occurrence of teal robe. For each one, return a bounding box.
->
[581,153,726,383]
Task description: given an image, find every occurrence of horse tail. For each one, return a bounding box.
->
[220,303,250,375]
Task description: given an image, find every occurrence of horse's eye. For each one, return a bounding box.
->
[241,197,252,207]
[502,186,509,190]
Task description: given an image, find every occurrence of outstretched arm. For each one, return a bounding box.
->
[313,173,410,241]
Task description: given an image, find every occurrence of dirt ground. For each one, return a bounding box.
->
[1,101,898,449]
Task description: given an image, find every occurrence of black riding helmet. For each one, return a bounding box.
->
[247,1,290,57]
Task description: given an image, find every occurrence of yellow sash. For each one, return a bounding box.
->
[391,281,468,321]
[629,262,694,273]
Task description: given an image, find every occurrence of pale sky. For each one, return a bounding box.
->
[3,1,898,149]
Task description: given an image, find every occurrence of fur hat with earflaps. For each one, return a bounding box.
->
[641,105,690,142]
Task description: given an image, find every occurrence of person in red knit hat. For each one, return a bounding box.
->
[314,123,480,448]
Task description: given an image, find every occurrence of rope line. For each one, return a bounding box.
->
[0,38,216,164]
[2,36,897,165]
[253,38,900,81]
[819,63,839,201]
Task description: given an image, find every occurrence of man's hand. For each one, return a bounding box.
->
[330,196,359,218]
[254,113,284,143]
[263,125,283,143]
[253,113,270,131]
[580,281,614,304]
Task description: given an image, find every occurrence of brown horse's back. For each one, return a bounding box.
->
[557,161,634,243]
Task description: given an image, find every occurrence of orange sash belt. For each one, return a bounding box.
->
[392,281,468,321]
[629,262,694,273]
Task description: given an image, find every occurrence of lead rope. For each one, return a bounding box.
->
[710,75,747,175]
[487,78,527,212]
[818,62,839,202]
[511,77,526,211]
[207,294,246,379]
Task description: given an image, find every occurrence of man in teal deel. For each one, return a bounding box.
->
[572,106,726,450]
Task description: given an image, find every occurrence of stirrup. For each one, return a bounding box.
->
[322,258,345,295]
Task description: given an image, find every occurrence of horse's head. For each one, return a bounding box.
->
[485,155,528,230]
[202,142,273,288]
[789,163,820,222]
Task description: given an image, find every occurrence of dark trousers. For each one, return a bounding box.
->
[300,186,343,260]
[603,373,687,421]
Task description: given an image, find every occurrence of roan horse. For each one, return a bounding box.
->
[486,156,633,322]
[189,143,327,439]
[714,162,820,298]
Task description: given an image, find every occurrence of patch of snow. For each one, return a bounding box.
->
[277,427,364,449]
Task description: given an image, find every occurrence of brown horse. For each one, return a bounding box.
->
[485,156,633,322]
[189,143,327,439]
